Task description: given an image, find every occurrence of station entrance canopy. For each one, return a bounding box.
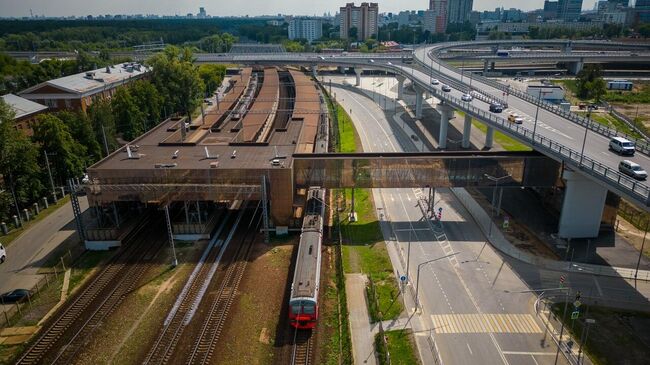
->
[293,151,559,188]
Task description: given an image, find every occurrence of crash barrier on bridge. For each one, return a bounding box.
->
[605,102,650,140]
[450,187,650,282]
[387,61,650,208]
[426,48,650,157]
[413,55,509,108]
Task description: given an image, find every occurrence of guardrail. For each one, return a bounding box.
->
[424,48,650,157]
[412,56,509,107]
[387,63,650,206]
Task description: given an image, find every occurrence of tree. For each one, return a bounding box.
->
[576,64,606,102]
[198,64,226,97]
[147,46,204,119]
[56,111,102,163]
[348,27,358,40]
[111,87,146,141]
[130,80,163,129]
[0,100,43,221]
[87,99,118,156]
[33,114,87,185]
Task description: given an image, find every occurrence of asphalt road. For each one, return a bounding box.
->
[331,79,575,365]
[0,198,87,309]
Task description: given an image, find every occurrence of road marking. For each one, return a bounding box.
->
[593,277,604,297]
[501,351,556,356]
[467,343,473,355]
[431,314,542,334]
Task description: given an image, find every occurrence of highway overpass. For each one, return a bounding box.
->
[196,40,650,238]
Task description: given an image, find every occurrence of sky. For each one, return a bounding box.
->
[0,0,602,18]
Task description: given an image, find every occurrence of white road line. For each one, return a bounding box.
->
[466,343,473,355]
[593,276,604,297]
[501,351,556,356]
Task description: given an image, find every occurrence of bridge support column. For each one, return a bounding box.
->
[563,42,572,53]
[567,61,584,75]
[483,59,489,74]
[338,66,345,74]
[414,85,424,119]
[485,125,495,149]
[462,114,472,149]
[490,62,496,71]
[396,75,406,100]
[437,104,454,149]
[312,65,318,78]
[558,170,608,239]
[354,67,363,86]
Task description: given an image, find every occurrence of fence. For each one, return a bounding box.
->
[0,250,74,328]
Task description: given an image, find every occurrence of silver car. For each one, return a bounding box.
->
[441,84,452,92]
[619,160,647,180]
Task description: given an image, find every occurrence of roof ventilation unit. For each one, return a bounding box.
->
[231,150,237,159]
[126,145,140,159]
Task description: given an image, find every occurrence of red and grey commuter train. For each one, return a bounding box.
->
[289,187,325,329]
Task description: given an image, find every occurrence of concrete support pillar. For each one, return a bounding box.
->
[354,67,363,86]
[558,170,607,239]
[396,75,406,100]
[437,104,454,149]
[490,62,495,71]
[462,114,472,149]
[42,197,49,209]
[567,61,584,75]
[338,66,345,74]
[483,59,489,74]
[312,65,318,78]
[563,42,572,53]
[485,126,495,149]
[414,86,424,119]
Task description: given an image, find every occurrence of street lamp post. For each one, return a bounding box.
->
[414,252,460,309]
[579,107,593,167]
[532,88,543,144]
[484,173,511,237]
[634,219,649,288]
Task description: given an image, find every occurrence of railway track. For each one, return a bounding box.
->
[143,206,248,365]
[291,328,315,365]
[16,215,163,365]
[185,203,262,364]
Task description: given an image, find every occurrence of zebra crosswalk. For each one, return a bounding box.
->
[431,313,542,334]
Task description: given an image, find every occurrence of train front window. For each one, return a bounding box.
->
[291,303,302,315]
[303,303,315,314]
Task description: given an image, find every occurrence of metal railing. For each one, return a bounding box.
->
[385,63,650,206]
[423,47,650,156]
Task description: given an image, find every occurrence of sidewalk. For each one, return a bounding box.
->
[345,273,377,365]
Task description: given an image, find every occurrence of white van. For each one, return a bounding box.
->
[0,243,6,264]
[609,137,635,156]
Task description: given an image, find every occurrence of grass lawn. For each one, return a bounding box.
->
[577,112,643,139]
[1,196,71,247]
[336,104,358,153]
[551,303,650,365]
[471,120,532,151]
[375,330,420,365]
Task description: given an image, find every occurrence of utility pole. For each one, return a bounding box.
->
[44,150,56,198]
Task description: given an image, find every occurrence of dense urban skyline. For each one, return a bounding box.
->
[0,0,602,18]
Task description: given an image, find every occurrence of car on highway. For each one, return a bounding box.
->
[430,78,439,85]
[441,84,452,92]
[368,59,375,63]
[619,160,647,180]
[489,102,503,113]
[461,93,473,102]
[609,136,635,156]
[0,289,32,303]
[0,243,5,264]
[507,114,524,124]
